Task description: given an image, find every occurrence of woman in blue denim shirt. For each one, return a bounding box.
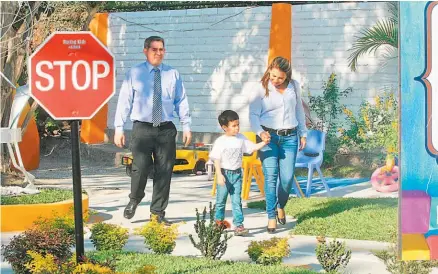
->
[249,56,308,233]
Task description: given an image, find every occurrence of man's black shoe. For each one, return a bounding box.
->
[124,200,138,219]
[151,214,172,226]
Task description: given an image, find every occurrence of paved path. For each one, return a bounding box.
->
[1,163,405,273]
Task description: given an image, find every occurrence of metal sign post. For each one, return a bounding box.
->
[71,120,84,262]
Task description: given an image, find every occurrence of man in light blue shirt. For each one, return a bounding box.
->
[114,36,192,224]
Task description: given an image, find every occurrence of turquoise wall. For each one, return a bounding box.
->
[400,1,438,194]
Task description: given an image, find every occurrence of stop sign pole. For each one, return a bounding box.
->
[71,119,83,262]
[29,31,115,263]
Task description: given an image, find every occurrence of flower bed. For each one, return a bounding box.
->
[0,188,88,232]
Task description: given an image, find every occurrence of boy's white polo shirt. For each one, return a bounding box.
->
[209,133,256,171]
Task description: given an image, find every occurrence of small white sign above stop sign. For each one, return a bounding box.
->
[29,31,115,120]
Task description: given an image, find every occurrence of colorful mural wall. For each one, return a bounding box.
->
[400,1,438,260]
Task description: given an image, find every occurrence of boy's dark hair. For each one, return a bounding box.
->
[144,36,165,49]
[218,110,239,127]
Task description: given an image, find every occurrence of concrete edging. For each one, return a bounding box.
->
[1,195,89,232]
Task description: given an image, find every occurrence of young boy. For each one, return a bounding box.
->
[209,110,267,236]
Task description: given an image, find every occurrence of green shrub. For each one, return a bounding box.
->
[315,237,351,273]
[374,244,436,274]
[33,207,91,238]
[33,212,75,237]
[340,91,398,160]
[44,117,61,135]
[188,202,232,260]
[247,237,290,265]
[132,265,157,274]
[307,73,352,137]
[90,223,129,251]
[135,216,178,254]
[307,73,352,166]
[1,227,74,274]
[24,250,116,274]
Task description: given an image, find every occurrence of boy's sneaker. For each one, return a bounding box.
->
[215,220,231,229]
[234,225,249,236]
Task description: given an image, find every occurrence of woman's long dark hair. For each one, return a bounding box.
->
[260,56,292,97]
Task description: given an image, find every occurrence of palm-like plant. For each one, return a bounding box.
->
[348,2,398,72]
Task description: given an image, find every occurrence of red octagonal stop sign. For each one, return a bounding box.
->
[29,31,115,120]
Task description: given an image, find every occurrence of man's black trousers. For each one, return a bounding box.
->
[129,121,176,217]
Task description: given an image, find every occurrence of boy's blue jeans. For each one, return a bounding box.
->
[259,132,299,219]
[215,168,244,227]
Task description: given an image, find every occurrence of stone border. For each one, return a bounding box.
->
[0,195,89,232]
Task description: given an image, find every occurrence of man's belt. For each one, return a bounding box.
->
[262,126,297,136]
[134,121,171,127]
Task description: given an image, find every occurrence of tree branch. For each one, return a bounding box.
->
[82,2,105,31]
[20,100,38,136]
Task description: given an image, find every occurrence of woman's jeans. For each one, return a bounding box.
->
[215,168,244,227]
[259,132,299,220]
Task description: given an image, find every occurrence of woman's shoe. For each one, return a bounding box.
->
[277,208,286,225]
[267,219,277,234]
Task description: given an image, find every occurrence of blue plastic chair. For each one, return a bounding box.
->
[295,130,331,197]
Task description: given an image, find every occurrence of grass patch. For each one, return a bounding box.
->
[248,197,397,242]
[1,188,74,205]
[88,251,317,274]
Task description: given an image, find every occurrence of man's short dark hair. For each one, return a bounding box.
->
[218,110,239,127]
[144,36,165,49]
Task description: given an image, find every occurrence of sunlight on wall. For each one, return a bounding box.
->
[106,2,397,133]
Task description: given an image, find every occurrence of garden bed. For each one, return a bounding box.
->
[0,188,88,232]
[248,197,397,242]
[88,251,317,274]
[1,188,74,205]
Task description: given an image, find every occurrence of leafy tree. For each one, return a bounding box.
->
[348,2,398,72]
[1,1,43,172]
[0,1,105,173]
[104,1,252,11]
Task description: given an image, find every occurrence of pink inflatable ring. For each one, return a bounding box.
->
[370,166,399,193]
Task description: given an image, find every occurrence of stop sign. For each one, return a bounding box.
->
[29,31,115,120]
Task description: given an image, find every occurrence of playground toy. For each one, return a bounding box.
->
[121,143,210,178]
[370,155,399,193]
[0,85,37,192]
[174,143,210,174]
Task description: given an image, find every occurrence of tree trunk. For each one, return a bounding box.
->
[0,2,38,173]
[11,2,42,138]
[0,1,19,128]
[82,4,102,31]
[1,2,19,172]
